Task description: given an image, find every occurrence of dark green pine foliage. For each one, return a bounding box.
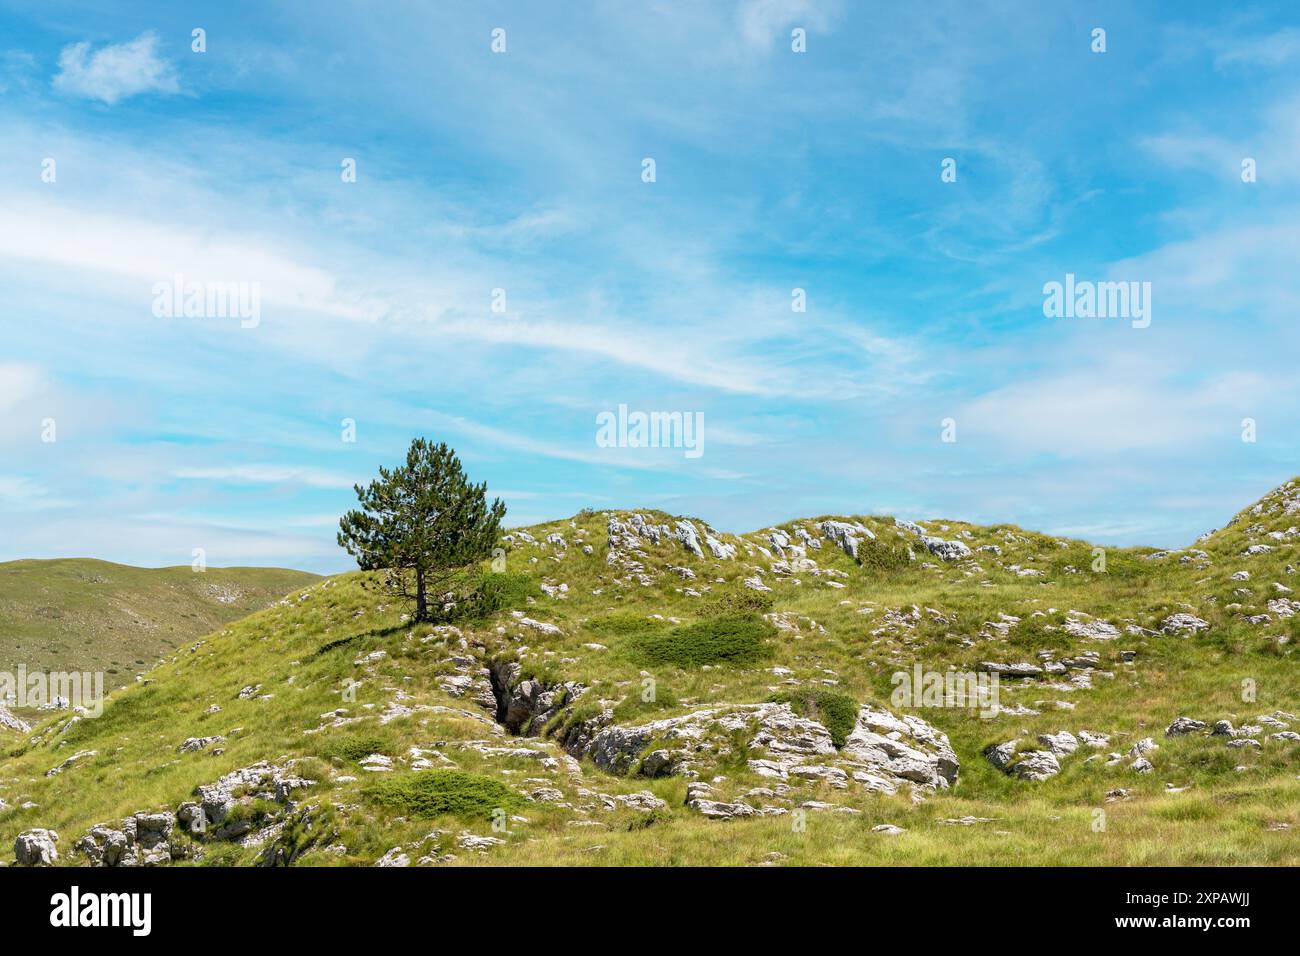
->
[338,439,506,622]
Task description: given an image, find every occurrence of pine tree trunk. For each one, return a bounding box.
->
[415,569,428,622]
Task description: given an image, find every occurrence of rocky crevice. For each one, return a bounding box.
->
[485,660,585,737]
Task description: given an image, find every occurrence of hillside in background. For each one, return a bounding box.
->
[0,559,321,702]
[1,481,1298,867]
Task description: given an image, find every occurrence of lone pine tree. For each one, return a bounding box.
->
[338,439,506,622]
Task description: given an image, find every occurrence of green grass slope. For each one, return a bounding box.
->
[1,483,1297,867]
[0,559,321,699]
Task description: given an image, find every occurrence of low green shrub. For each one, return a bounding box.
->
[1047,546,1144,579]
[625,615,775,668]
[457,571,538,619]
[699,590,774,617]
[365,770,521,821]
[613,684,681,722]
[319,734,389,763]
[855,538,912,572]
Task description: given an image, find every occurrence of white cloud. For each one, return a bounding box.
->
[960,358,1272,455]
[171,465,357,489]
[1140,92,1300,185]
[423,410,672,472]
[429,315,812,398]
[0,362,44,413]
[736,0,841,51]
[1110,220,1300,319]
[0,198,388,332]
[0,475,53,506]
[0,192,919,402]
[0,50,38,94]
[1212,28,1300,69]
[53,32,180,104]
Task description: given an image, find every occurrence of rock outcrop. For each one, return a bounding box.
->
[0,705,32,734]
[70,761,318,868]
[176,761,316,844]
[607,513,733,565]
[562,701,958,797]
[819,520,875,560]
[76,813,180,867]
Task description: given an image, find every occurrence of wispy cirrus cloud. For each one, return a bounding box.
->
[0,475,58,507]
[1210,26,1300,69]
[171,465,358,490]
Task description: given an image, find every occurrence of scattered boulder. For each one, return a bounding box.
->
[921,536,972,561]
[45,749,96,777]
[689,798,757,820]
[1166,717,1207,737]
[978,661,1043,677]
[1129,737,1159,757]
[1063,617,1120,640]
[612,791,667,812]
[14,829,58,866]
[1160,614,1209,634]
[179,736,225,753]
[509,612,562,636]
[1037,731,1079,756]
[457,834,506,851]
[685,782,758,819]
[1007,748,1060,781]
[1267,598,1299,618]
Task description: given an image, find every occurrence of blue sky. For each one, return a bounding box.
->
[1,1,1298,573]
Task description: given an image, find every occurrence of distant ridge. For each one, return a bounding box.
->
[0,559,319,697]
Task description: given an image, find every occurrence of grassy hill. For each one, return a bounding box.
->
[1,481,1298,867]
[0,559,321,702]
